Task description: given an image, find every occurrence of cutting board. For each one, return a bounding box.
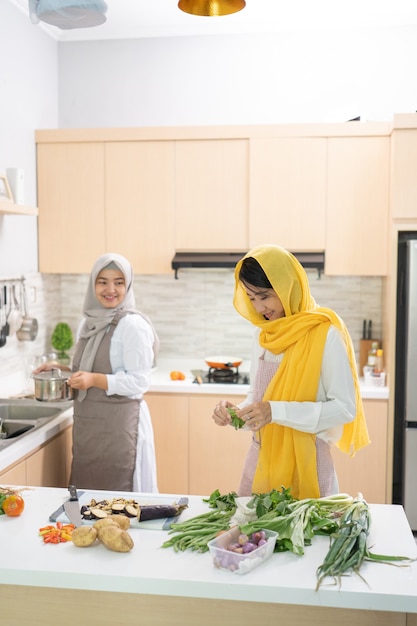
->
[49,490,188,530]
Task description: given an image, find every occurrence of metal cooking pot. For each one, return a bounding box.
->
[32,368,73,402]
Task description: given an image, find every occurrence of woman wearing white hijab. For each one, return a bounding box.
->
[36,253,159,492]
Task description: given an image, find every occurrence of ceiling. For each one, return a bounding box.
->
[10,0,417,42]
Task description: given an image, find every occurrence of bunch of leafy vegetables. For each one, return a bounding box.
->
[162,487,351,556]
[162,488,415,588]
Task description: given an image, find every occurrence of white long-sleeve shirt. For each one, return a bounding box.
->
[240,325,357,445]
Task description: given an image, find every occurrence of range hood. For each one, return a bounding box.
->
[171,251,325,279]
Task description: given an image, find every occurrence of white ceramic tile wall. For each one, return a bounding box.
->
[0,270,383,396]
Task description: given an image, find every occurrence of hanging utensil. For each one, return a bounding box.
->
[0,288,7,348]
[16,282,38,342]
[3,285,10,336]
[8,284,23,335]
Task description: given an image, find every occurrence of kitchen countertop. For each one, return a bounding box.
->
[149,358,390,399]
[0,486,416,616]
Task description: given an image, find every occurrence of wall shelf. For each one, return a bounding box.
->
[0,200,38,216]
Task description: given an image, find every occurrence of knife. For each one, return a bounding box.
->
[63,484,83,527]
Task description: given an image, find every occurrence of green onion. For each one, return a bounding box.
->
[315,495,416,590]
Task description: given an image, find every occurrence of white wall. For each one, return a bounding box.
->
[58,26,417,127]
[0,1,58,276]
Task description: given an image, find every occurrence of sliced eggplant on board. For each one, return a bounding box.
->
[80,496,188,522]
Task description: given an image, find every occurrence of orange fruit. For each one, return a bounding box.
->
[2,494,25,517]
[170,371,186,381]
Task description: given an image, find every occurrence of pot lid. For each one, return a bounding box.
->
[32,368,70,381]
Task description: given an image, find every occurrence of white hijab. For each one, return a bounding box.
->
[77,252,159,376]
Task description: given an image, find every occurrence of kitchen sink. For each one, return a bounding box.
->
[0,398,72,450]
[0,404,62,421]
[0,420,35,440]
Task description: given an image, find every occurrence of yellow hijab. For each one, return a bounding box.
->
[234,245,370,499]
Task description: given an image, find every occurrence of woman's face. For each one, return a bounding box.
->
[243,282,285,320]
[95,268,126,309]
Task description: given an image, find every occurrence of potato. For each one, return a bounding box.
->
[99,525,134,552]
[71,525,98,547]
[93,517,120,541]
[109,514,130,530]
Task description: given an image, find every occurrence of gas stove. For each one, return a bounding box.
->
[192,367,250,385]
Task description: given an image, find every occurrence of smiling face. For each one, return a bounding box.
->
[243,282,285,321]
[95,268,126,309]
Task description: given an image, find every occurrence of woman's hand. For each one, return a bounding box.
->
[238,401,272,431]
[32,362,71,375]
[212,400,235,426]
[68,371,108,391]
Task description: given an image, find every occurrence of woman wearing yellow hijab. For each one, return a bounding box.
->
[212,244,370,500]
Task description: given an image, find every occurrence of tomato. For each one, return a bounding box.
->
[170,371,186,381]
[2,494,25,517]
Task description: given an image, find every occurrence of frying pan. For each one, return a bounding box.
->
[205,355,243,369]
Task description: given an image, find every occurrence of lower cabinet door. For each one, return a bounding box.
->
[331,400,388,503]
[188,395,251,496]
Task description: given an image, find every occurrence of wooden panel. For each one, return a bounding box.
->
[26,431,69,488]
[0,585,407,626]
[332,400,388,503]
[0,459,26,484]
[188,395,251,496]
[249,137,326,250]
[391,130,417,219]
[326,136,390,276]
[37,143,106,273]
[175,139,249,251]
[145,393,189,494]
[105,142,176,274]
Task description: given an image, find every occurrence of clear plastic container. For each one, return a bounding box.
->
[208,527,277,575]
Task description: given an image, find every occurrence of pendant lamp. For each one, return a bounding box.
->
[178,0,246,17]
[28,0,108,29]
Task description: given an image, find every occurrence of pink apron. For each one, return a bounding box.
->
[238,354,336,497]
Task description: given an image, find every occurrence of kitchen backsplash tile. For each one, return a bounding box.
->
[0,269,383,395]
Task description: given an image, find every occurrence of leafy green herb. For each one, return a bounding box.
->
[227,407,245,430]
[0,493,7,515]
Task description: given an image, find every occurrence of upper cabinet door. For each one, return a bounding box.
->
[105,142,175,274]
[326,136,390,276]
[174,139,249,251]
[248,137,327,251]
[391,130,417,220]
[37,142,106,273]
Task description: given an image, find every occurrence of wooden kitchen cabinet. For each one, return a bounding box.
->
[332,399,388,503]
[188,395,251,496]
[37,142,106,273]
[145,393,189,494]
[174,139,249,251]
[105,141,175,274]
[146,392,250,496]
[390,129,417,219]
[325,136,390,276]
[0,426,73,488]
[249,137,327,251]
[37,140,175,274]
[0,458,26,484]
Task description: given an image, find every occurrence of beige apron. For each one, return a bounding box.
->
[238,355,336,497]
[70,312,140,491]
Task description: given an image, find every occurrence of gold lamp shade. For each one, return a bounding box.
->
[178,0,246,17]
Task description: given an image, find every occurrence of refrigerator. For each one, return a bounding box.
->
[393,233,417,530]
